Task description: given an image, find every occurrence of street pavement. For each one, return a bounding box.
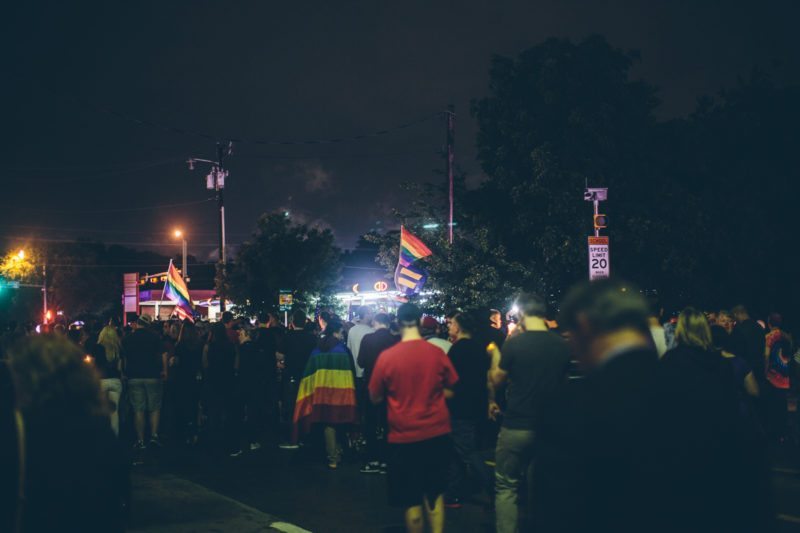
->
[128,439,800,532]
[128,439,493,533]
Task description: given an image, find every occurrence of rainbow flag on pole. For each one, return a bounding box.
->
[164,260,194,322]
[395,226,432,295]
[398,225,432,266]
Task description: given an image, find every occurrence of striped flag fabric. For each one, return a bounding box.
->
[395,226,432,295]
[293,345,359,439]
[398,225,432,267]
[164,260,194,322]
[394,262,428,295]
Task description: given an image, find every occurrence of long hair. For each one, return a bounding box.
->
[675,307,712,351]
[97,324,121,363]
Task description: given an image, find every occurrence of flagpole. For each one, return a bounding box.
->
[159,260,171,312]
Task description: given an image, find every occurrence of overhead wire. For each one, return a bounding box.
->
[0,198,214,214]
[76,96,443,145]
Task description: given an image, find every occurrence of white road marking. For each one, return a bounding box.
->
[778,514,800,524]
[271,522,313,533]
[772,467,800,475]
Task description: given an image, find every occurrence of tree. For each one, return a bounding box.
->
[470,36,667,300]
[224,212,342,314]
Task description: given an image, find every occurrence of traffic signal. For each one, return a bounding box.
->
[594,214,608,230]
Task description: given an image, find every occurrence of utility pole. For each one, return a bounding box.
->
[216,142,228,313]
[42,261,48,325]
[445,104,455,244]
[190,142,232,314]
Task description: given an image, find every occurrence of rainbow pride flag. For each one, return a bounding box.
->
[399,225,432,267]
[164,260,194,322]
[395,226,432,295]
[293,344,358,440]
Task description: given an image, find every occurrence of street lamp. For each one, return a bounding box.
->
[173,229,188,281]
[7,248,47,325]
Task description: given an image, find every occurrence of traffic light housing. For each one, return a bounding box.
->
[594,214,608,230]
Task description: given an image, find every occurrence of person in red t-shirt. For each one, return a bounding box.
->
[369,303,458,533]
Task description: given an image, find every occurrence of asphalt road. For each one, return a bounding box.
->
[127,438,800,533]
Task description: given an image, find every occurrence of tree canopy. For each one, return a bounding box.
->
[223,212,342,314]
[371,36,800,317]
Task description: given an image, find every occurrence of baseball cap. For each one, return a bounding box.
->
[420,316,439,331]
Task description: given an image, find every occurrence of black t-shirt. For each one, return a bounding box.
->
[281,328,318,380]
[447,337,489,420]
[122,328,164,379]
[357,328,400,381]
[499,330,570,430]
[731,320,766,381]
[174,339,203,381]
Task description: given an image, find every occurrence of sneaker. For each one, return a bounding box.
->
[149,435,162,448]
[327,462,338,470]
[133,440,146,450]
[229,449,243,458]
[360,462,381,474]
[278,442,300,449]
[444,498,462,509]
[249,442,262,451]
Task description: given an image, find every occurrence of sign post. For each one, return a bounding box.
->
[279,289,293,327]
[588,236,610,280]
[123,273,139,326]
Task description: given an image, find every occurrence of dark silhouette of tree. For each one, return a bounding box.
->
[223,212,342,314]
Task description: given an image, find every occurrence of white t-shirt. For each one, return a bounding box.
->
[347,323,374,378]
[427,337,452,354]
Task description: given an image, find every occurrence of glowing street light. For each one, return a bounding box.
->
[17,249,25,260]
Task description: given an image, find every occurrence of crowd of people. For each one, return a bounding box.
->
[0,279,797,532]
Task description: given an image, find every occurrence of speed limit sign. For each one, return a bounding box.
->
[588,236,610,280]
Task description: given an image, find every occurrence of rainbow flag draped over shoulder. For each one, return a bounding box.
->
[293,344,358,440]
[164,261,194,322]
[395,226,432,295]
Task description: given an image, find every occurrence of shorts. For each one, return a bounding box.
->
[128,378,163,412]
[387,434,451,508]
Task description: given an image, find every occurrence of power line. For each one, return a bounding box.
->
[0,235,222,247]
[0,198,214,214]
[0,223,249,238]
[42,263,215,269]
[6,157,185,176]
[72,95,443,145]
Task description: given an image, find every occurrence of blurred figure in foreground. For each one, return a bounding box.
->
[8,336,127,532]
[533,279,772,533]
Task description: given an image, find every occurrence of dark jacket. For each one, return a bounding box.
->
[357,328,399,381]
[534,346,773,533]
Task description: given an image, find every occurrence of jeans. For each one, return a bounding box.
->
[495,427,535,533]
[100,378,122,436]
[448,419,493,499]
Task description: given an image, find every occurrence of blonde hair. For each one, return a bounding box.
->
[675,307,712,350]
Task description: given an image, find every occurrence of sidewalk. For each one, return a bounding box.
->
[129,470,310,533]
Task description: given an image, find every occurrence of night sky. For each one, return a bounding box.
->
[5,0,799,257]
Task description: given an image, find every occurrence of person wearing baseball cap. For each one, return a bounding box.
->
[369,303,459,533]
[421,315,452,354]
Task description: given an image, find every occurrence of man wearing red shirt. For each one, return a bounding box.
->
[369,303,458,533]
